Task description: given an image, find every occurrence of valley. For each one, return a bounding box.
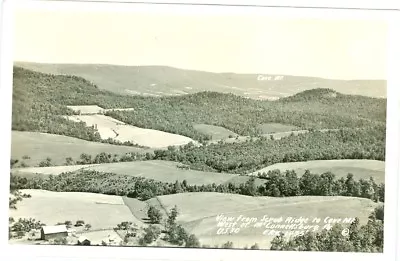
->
[9,66,386,251]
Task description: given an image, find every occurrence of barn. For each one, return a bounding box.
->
[40,225,68,240]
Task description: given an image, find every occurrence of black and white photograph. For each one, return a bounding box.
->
[2,1,399,259]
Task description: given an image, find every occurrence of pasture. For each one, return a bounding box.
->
[67,105,135,115]
[64,114,198,148]
[9,189,141,230]
[67,105,104,114]
[207,129,310,145]
[10,160,263,186]
[193,124,238,140]
[11,165,96,176]
[249,159,385,183]
[150,192,379,249]
[258,123,300,134]
[76,160,257,186]
[11,131,148,167]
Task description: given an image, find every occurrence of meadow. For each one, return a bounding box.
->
[149,192,379,249]
[193,124,238,141]
[11,160,260,186]
[64,114,198,148]
[9,65,387,251]
[9,189,141,230]
[250,159,385,183]
[11,131,150,167]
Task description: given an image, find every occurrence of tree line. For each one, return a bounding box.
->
[152,127,385,174]
[10,168,384,202]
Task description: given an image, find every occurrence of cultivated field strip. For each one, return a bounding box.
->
[11,160,256,186]
[249,159,385,183]
[11,131,150,166]
[9,189,141,230]
[63,114,198,148]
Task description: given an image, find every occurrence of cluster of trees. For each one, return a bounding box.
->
[270,205,384,252]
[147,206,163,224]
[10,151,152,169]
[162,206,200,248]
[13,67,385,145]
[9,188,31,209]
[105,90,385,141]
[73,152,152,165]
[10,168,384,202]
[137,205,200,247]
[9,218,45,239]
[152,127,385,174]
[12,67,102,142]
[254,170,384,202]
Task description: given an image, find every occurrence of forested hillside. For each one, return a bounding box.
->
[15,62,387,99]
[152,127,385,173]
[12,67,386,143]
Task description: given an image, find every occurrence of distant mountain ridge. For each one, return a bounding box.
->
[14,62,386,100]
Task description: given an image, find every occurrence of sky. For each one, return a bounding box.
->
[13,4,388,80]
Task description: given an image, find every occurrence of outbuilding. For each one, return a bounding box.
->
[78,235,91,246]
[40,225,68,240]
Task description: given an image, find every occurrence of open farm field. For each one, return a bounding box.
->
[257,123,300,134]
[11,131,149,167]
[207,129,319,145]
[149,192,379,249]
[11,165,97,176]
[249,159,385,183]
[193,124,238,140]
[64,114,198,148]
[67,105,104,114]
[67,105,135,114]
[9,189,141,230]
[10,160,262,186]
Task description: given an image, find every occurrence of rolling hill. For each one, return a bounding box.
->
[11,131,152,167]
[15,62,386,99]
[147,192,379,249]
[9,189,140,230]
[12,66,386,142]
[249,159,385,183]
[10,160,260,186]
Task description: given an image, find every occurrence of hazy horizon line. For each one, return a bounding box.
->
[14,60,387,82]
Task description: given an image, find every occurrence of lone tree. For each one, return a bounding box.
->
[147,206,163,224]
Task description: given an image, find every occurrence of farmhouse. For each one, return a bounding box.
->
[40,225,68,240]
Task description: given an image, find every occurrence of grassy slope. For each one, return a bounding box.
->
[11,131,151,166]
[15,62,386,99]
[193,124,238,140]
[10,160,263,186]
[9,189,141,230]
[258,123,300,134]
[249,159,385,183]
[149,192,378,248]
